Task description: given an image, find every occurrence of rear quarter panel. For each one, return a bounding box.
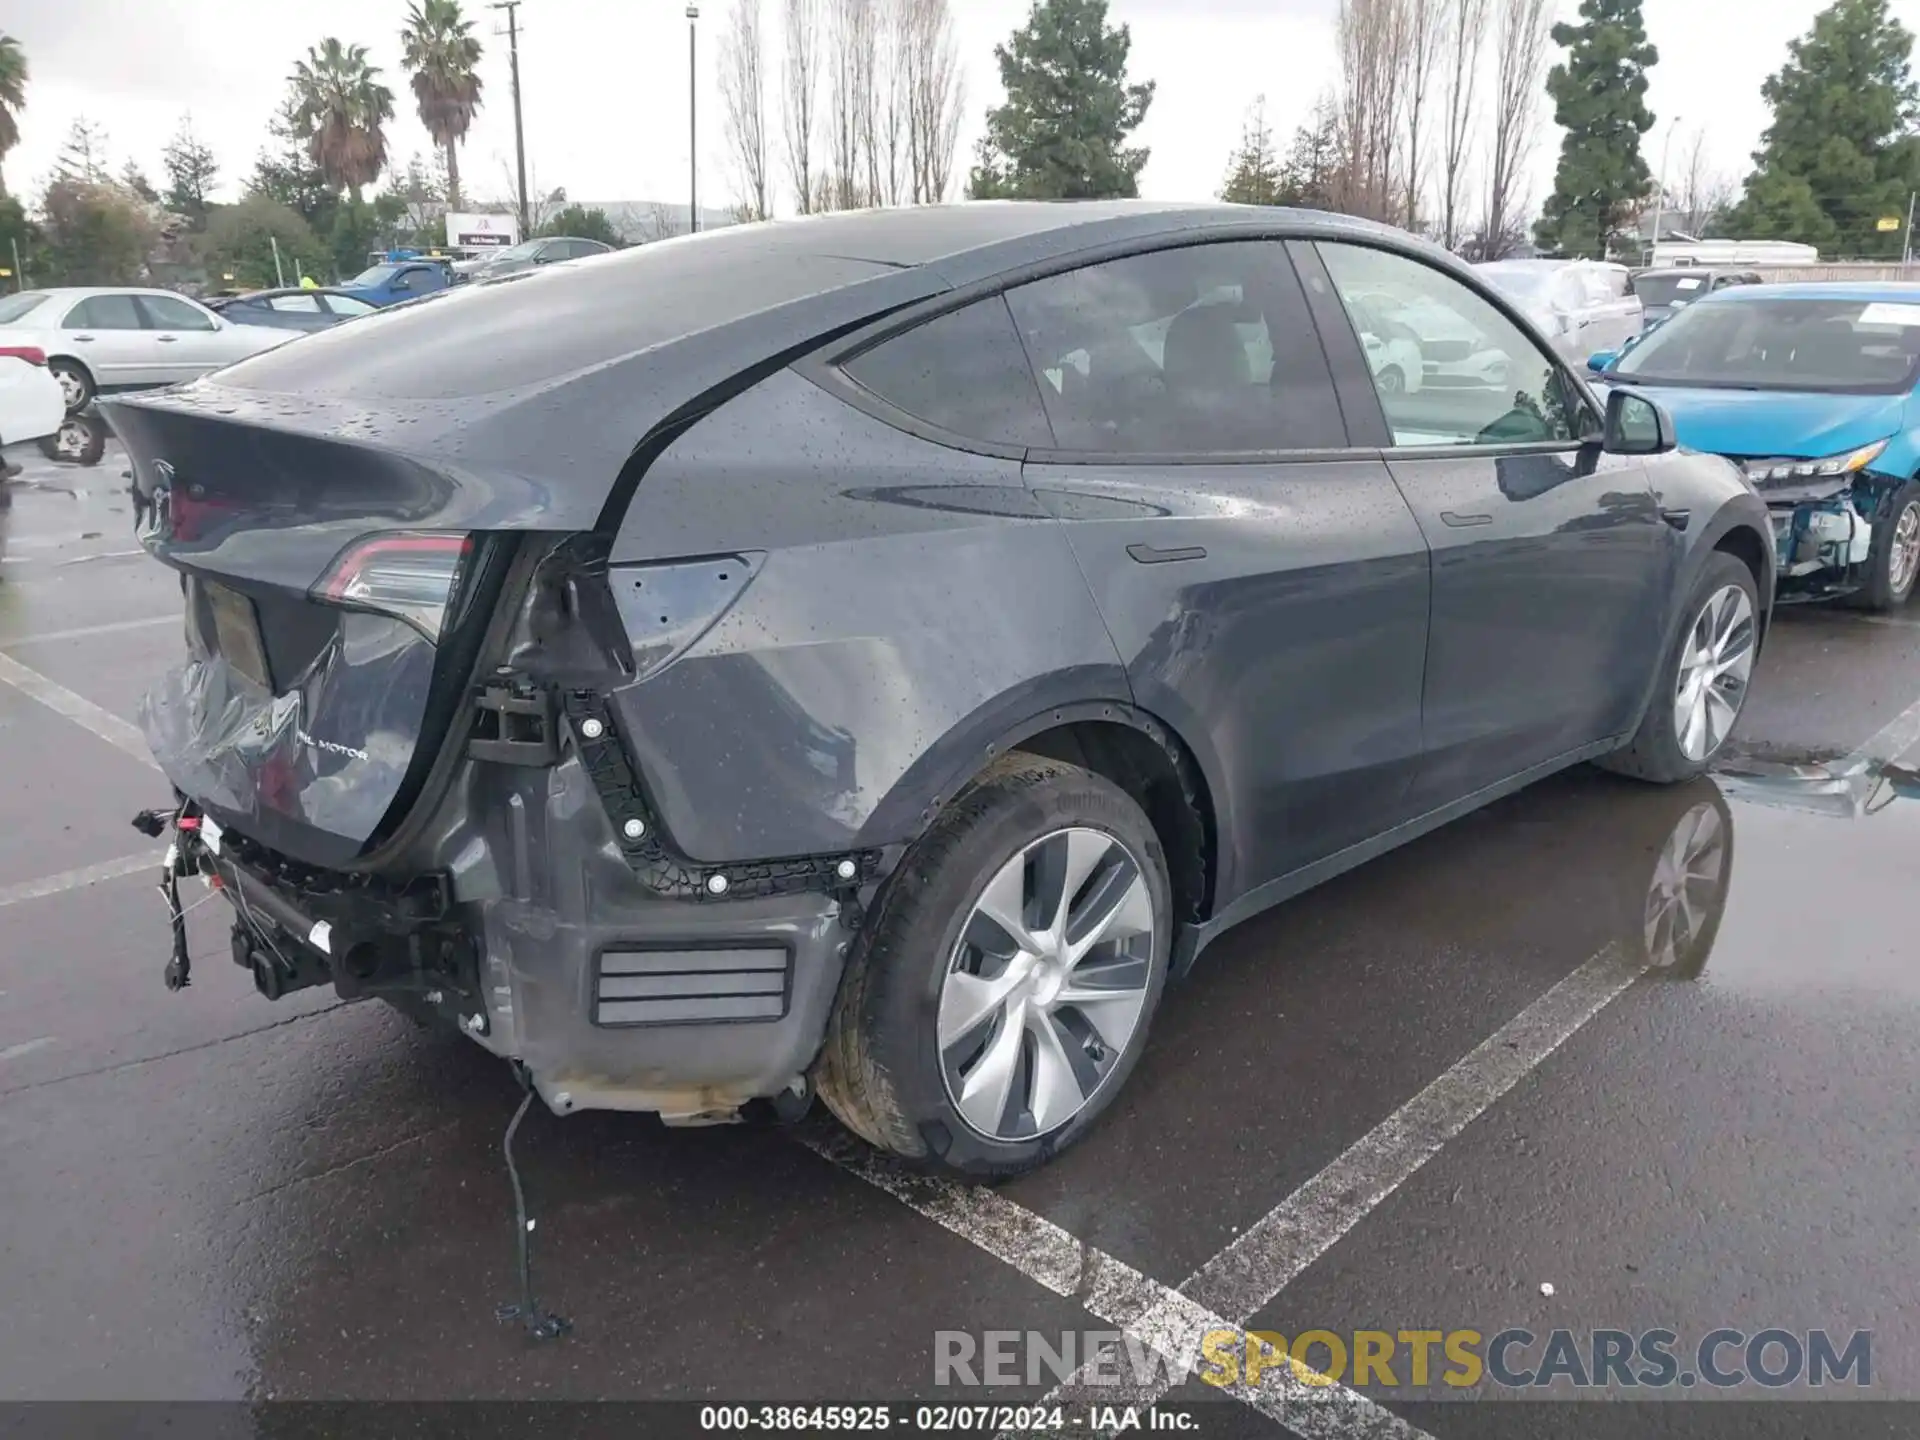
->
[606,368,1131,864]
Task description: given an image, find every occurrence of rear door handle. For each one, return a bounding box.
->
[74,334,95,342]
[1126,543,1207,565]
[156,335,179,343]
[1440,510,1492,528]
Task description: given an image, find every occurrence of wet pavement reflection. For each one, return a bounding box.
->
[2,432,1918,1428]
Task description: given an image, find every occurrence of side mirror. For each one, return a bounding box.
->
[1603,388,1677,456]
[1587,350,1617,373]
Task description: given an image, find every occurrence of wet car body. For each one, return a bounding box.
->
[105,203,1774,1170]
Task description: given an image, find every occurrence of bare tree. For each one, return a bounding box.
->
[1336,0,1413,224]
[720,0,771,220]
[1399,0,1444,232]
[1673,128,1734,237]
[1484,0,1551,257]
[823,0,879,210]
[782,0,822,213]
[1436,0,1489,250]
[899,0,963,202]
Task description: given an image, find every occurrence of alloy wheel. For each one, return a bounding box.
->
[1643,800,1727,968]
[1672,584,1755,763]
[938,827,1158,1142]
[1889,500,1920,598]
[57,368,86,409]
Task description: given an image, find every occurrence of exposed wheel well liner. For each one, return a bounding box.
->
[1005,714,1215,934]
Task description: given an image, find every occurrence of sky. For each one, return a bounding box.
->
[4,0,1913,226]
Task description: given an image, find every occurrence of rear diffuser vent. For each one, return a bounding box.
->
[593,945,791,1027]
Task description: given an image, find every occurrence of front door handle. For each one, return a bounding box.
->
[73,334,95,342]
[156,335,179,343]
[1126,543,1207,565]
[1440,510,1493,528]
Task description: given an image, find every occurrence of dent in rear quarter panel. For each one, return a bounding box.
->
[606,368,1131,864]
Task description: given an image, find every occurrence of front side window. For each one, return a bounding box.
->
[139,294,217,332]
[1003,241,1346,454]
[65,294,145,330]
[1319,243,1588,447]
[841,296,1052,448]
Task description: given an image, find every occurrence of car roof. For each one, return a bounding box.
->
[1694,281,1920,304]
[235,287,360,300]
[17,286,195,299]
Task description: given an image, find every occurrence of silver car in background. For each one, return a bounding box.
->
[1475,259,1644,364]
[0,287,298,413]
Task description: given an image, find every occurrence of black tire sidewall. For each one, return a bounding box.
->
[50,361,93,414]
[1867,483,1920,609]
[861,766,1172,1177]
[1638,552,1760,779]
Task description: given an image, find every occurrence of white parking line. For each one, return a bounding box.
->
[0,852,163,910]
[1029,940,1649,1425]
[0,615,176,649]
[1839,684,1920,771]
[0,650,158,770]
[808,1129,1433,1439]
[0,1037,57,1063]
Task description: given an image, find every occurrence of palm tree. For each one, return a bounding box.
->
[401,0,483,211]
[289,38,395,202]
[0,34,28,197]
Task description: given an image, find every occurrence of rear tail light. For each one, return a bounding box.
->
[0,345,47,366]
[312,531,472,640]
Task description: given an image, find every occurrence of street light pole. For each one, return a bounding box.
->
[1648,115,1682,265]
[491,0,530,238]
[687,4,700,234]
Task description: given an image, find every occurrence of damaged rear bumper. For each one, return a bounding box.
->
[146,748,864,1125]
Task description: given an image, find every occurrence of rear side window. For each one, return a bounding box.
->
[65,294,145,330]
[841,295,1052,448]
[270,293,324,313]
[1003,241,1346,454]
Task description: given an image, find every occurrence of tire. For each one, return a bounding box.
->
[1849,481,1920,611]
[37,414,106,466]
[1598,551,1760,785]
[1377,365,1405,395]
[815,754,1172,1179]
[49,359,94,415]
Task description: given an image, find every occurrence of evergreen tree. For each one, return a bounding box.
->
[1220,97,1284,206]
[967,0,1154,200]
[53,117,110,184]
[1534,0,1657,258]
[247,96,341,239]
[162,116,220,228]
[1724,0,1920,257]
[1278,97,1343,210]
[119,160,158,203]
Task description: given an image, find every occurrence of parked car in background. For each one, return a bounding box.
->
[113,203,1773,1179]
[1630,267,1763,329]
[462,235,615,282]
[1476,258,1643,363]
[1347,287,1511,390]
[1588,282,1920,609]
[0,287,298,412]
[207,288,381,333]
[0,326,67,459]
[334,260,453,309]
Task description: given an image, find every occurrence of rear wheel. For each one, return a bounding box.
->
[816,755,1172,1178]
[1852,481,1920,611]
[1376,364,1406,395]
[1599,551,1759,784]
[49,359,94,414]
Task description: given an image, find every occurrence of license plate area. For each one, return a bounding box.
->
[203,579,274,691]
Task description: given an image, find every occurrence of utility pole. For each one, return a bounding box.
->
[1903,190,1916,270]
[1648,115,1681,267]
[492,0,531,238]
[687,4,700,233]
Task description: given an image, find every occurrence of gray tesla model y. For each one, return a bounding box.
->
[107,202,1773,1177]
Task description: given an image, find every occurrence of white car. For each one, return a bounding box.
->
[1474,259,1644,364]
[0,287,299,414]
[0,341,66,457]
[1345,294,1426,394]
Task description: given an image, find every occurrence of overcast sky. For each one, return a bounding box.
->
[3,0,1909,223]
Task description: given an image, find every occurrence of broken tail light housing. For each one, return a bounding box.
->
[312,531,473,641]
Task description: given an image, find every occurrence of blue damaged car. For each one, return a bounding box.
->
[1589,283,1920,609]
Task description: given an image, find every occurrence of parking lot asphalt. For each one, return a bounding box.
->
[3,437,1917,1435]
